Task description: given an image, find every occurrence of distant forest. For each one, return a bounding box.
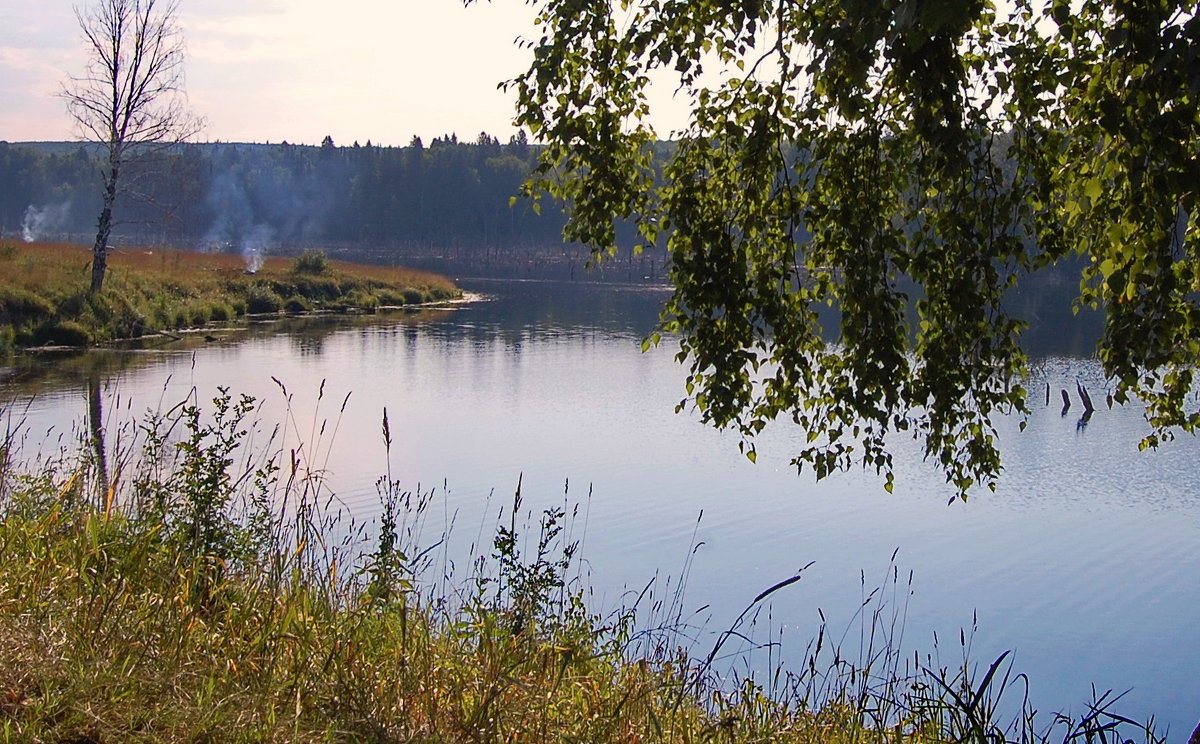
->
[0,135,1092,340]
[0,134,666,281]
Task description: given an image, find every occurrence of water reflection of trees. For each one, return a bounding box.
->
[447,277,1104,362]
[87,374,108,495]
[0,309,457,395]
[1,279,1107,406]
[442,280,671,350]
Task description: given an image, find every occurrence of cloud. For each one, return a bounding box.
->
[187,0,286,15]
[183,14,298,65]
[0,11,81,139]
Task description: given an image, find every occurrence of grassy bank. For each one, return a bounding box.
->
[0,241,461,350]
[0,391,1164,743]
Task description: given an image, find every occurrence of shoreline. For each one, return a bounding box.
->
[0,241,463,351]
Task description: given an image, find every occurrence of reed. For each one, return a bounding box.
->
[0,389,1165,743]
[0,241,460,348]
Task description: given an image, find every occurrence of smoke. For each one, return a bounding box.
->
[204,170,274,271]
[202,148,350,269]
[21,200,74,242]
[241,224,272,273]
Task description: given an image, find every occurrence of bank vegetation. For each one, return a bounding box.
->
[0,390,1164,743]
[0,241,460,350]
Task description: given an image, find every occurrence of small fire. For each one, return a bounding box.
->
[241,226,270,273]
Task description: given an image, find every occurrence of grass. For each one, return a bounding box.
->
[0,241,461,348]
[0,388,1167,744]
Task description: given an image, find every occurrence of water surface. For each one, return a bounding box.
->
[3,279,1197,737]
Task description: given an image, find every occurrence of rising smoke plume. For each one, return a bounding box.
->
[22,201,74,242]
[202,152,344,270]
[204,169,275,271]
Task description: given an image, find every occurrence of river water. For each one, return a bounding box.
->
[2,278,1198,737]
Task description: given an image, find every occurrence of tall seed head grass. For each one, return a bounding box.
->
[0,385,1168,744]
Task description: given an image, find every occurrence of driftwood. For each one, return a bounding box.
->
[1060,389,1071,411]
[1189,720,1200,744]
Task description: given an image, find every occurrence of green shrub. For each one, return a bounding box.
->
[283,295,311,314]
[292,249,329,275]
[375,288,406,306]
[430,286,460,301]
[0,287,56,325]
[294,275,341,300]
[32,320,92,347]
[402,287,425,305]
[188,304,212,327]
[209,302,235,322]
[92,293,148,339]
[0,325,14,352]
[244,285,283,314]
[345,289,379,312]
[58,291,89,318]
[85,292,116,323]
[111,306,148,339]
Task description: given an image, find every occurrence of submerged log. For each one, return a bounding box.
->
[1077,382,1095,413]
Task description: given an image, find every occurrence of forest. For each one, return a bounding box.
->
[0,134,665,280]
[0,133,1087,296]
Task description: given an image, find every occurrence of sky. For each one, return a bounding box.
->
[0,0,547,147]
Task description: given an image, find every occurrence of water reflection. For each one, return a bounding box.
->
[86,373,108,495]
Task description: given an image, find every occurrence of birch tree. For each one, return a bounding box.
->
[501,0,1200,497]
[63,0,200,293]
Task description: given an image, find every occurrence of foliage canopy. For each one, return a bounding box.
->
[497,0,1200,496]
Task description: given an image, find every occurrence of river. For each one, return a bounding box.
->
[2,278,1198,737]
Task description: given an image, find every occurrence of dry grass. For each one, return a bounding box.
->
[0,241,460,349]
[0,241,455,292]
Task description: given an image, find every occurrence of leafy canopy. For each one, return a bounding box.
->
[491,0,1200,497]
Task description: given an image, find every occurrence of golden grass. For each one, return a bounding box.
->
[0,241,460,348]
[0,241,456,295]
[0,484,901,744]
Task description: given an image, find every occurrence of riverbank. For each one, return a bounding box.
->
[0,241,461,350]
[0,391,1164,743]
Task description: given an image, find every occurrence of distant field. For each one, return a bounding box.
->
[0,241,460,348]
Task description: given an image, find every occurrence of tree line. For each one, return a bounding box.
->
[0,133,571,253]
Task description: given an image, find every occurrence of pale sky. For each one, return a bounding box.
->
[0,2,1043,148]
[0,0,548,147]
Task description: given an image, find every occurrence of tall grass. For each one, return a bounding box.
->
[0,388,1166,743]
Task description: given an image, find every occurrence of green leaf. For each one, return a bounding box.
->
[508,0,1200,499]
